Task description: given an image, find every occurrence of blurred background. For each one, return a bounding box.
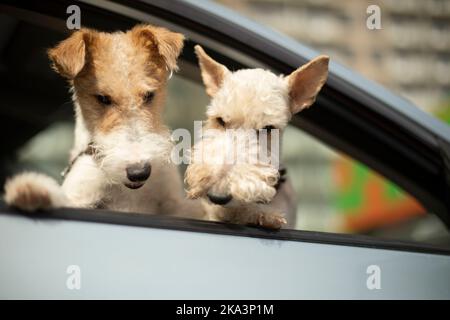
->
[211,0,450,243]
[1,0,449,246]
[217,0,450,115]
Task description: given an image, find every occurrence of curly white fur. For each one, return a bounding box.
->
[186,46,329,229]
[4,172,68,211]
[93,128,173,185]
[187,130,279,204]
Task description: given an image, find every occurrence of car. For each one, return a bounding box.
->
[0,0,449,299]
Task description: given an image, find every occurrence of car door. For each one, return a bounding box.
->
[0,0,449,299]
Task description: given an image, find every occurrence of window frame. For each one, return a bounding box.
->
[1,0,449,255]
[1,203,449,255]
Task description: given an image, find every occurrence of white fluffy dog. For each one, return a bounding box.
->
[185,45,329,229]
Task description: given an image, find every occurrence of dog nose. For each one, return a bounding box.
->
[207,193,232,205]
[126,163,151,182]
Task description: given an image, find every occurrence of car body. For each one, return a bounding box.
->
[0,0,449,299]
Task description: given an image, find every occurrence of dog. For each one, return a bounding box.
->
[185,45,329,229]
[4,25,202,218]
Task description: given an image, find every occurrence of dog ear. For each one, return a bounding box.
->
[286,55,329,114]
[131,24,185,73]
[48,29,91,79]
[194,45,230,97]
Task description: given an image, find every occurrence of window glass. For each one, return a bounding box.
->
[215,0,450,126]
[166,76,449,246]
[1,10,448,248]
[212,0,450,245]
[283,126,449,246]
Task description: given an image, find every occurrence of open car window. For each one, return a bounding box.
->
[0,1,449,252]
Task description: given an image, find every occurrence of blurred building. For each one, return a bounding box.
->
[217,0,450,115]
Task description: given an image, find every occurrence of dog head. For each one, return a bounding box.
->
[49,25,184,188]
[185,45,328,206]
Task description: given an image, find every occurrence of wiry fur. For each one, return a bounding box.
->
[4,172,68,212]
[4,25,203,219]
[185,45,329,229]
[186,130,279,204]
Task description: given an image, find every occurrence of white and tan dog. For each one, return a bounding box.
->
[4,25,201,218]
[185,45,329,229]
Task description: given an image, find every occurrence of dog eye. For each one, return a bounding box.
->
[143,91,155,104]
[216,117,226,127]
[95,94,112,106]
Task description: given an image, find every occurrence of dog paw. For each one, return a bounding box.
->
[257,213,287,230]
[4,172,64,212]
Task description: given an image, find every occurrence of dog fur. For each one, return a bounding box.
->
[185,45,329,229]
[4,25,202,218]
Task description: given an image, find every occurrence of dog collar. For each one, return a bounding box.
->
[275,166,287,191]
[61,143,96,179]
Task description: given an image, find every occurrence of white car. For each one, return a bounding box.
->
[0,0,449,299]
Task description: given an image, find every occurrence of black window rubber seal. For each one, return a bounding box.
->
[1,203,449,256]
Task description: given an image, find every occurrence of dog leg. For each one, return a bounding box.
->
[236,179,296,230]
[61,155,110,208]
[4,172,68,212]
[235,205,287,230]
[256,211,287,229]
[4,153,110,212]
[209,205,287,230]
[263,179,297,229]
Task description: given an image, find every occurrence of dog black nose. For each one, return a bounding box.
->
[207,193,232,205]
[126,163,151,182]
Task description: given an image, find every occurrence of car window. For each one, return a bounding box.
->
[282,126,449,245]
[214,0,450,126]
[9,71,449,247]
[167,75,449,246]
[0,8,448,249]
